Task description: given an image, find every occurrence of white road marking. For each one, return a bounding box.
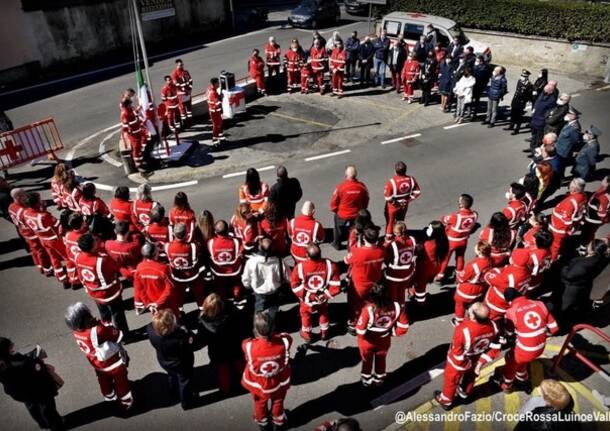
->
[150,180,199,192]
[571,93,581,98]
[443,123,471,130]
[381,133,422,145]
[305,149,351,162]
[99,129,123,168]
[596,84,610,91]
[222,165,275,179]
[66,123,122,162]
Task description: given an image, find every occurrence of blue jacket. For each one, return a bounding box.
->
[373,37,390,61]
[574,139,600,180]
[438,61,455,93]
[345,36,360,60]
[555,121,582,159]
[531,92,557,129]
[488,75,507,100]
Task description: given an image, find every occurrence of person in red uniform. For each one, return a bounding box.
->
[491,288,558,392]
[483,248,531,321]
[284,39,304,93]
[109,186,132,225]
[502,182,527,233]
[248,49,267,96]
[300,62,312,94]
[259,203,290,257]
[242,312,292,430]
[131,183,158,232]
[520,213,549,249]
[120,97,147,171]
[330,39,347,97]
[23,192,69,287]
[165,223,206,313]
[79,183,110,220]
[288,201,324,262]
[330,165,369,250]
[413,221,449,304]
[579,176,609,253]
[356,283,409,387]
[549,178,587,261]
[383,161,421,240]
[479,212,516,267]
[309,38,328,95]
[383,221,417,305]
[169,192,196,243]
[437,194,478,281]
[207,77,225,146]
[208,220,246,309]
[291,243,341,342]
[344,226,385,333]
[239,168,270,216]
[434,302,498,409]
[64,213,87,289]
[61,171,83,214]
[50,163,67,210]
[8,188,51,276]
[160,75,181,133]
[105,221,142,283]
[133,242,179,316]
[265,36,281,78]
[75,233,130,335]
[171,59,193,121]
[145,205,170,259]
[65,302,133,410]
[401,52,420,103]
[525,229,553,295]
[453,241,493,326]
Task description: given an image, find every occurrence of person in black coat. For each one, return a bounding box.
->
[269,165,303,220]
[198,293,249,395]
[544,93,571,135]
[531,68,548,103]
[358,36,375,86]
[387,39,407,93]
[0,338,64,430]
[146,309,196,409]
[420,51,437,106]
[471,56,491,120]
[506,69,533,135]
[413,34,429,64]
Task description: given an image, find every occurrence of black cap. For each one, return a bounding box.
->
[521,69,531,77]
[587,125,602,138]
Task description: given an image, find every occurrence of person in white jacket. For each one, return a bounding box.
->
[453,68,475,123]
[241,238,291,319]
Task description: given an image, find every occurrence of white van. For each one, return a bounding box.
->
[380,12,492,61]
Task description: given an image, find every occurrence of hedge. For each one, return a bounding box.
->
[383,0,610,43]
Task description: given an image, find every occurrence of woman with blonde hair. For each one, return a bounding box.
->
[51,163,67,209]
[197,209,215,244]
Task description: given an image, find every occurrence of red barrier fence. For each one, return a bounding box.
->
[0,118,63,169]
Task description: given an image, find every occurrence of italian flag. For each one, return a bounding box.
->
[136,65,157,136]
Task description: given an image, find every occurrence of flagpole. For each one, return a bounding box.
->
[130,0,155,103]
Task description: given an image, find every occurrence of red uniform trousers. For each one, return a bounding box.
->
[299,302,330,333]
[210,111,224,139]
[550,232,567,261]
[453,284,485,322]
[173,278,206,311]
[253,73,266,92]
[287,71,299,90]
[213,275,245,309]
[502,349,536,386]
[386,278,413,305]
[385,203,408,236]
[312,71,325,92]
[438,241,467,276]
[358,335,391,380]
[252,387,288,427]
[348,283,371,325]
[96,364,132,408]
[26,237,51,274]
[178,94,192,118]
[41,238,67,282]
[301,73,310,93]
[126,132,147,169]
[404,81,416,97]
[66,259,79,285]
[441,357,479,403]
[391,70,402,90]
[413,262,438,303]
[166,105,181,131]
[331,71,344,95]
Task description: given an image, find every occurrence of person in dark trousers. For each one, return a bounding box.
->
[531,68,548,103]
[358,36,375,87]
[373,30,390,88]
[483,66,507,128]
[420,51,437,106]
[555,106,582,172]
[448,56,466,112]
[387,39,407,93]
[413,34,429,64]
[0,338,64,430]
[471,56,491,120]
[345,31,360,82]
[544,93,571,135]
[146,308,197,409]
[269,165,303,220]
[529,82,558,151]
[506,69,533,135]
[573,125,602,181]
[438,57,455,113]
[555,239,609,329]
[198,293,248,396]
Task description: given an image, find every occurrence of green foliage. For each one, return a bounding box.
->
[384,0,610,43]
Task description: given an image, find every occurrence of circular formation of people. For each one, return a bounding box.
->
[2,25,609,431]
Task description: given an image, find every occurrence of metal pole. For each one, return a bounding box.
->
[130,0,155,103]
[368,2,372,35]
[229,0,236,31]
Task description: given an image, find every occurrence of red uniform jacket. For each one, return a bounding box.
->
[65,228,87,266]
[248,55,266,79]
[384,235,417,282]
[242,333,292,397]
[523,192,537,217]
[239,183,270,213]
[330,48,346,72]
[207,84,222,114]
[23,207,62,242]
[62,186,82,213]
[356,301,409,341]
[416,239,441,283]
[171,67,193,95]
[207,235,243,277]
[169,207,196,242]
[478,226,516,266]
[160,82,179,109]
[131,199,159,229]
[442,208,478,247]
[79,197,110,218]
[72,323,124,371]
[242,222,260,252]
[288,214,324,261]
[484,253,531,319]
[584,186,610,225]
[384,175,421,210]
[550,191,587,236]
[455,256,493,302]
[401,60,420,83]
[446,319,498,371]
[110,198,133,224]
[105,238,142,280]
[50,179,64,209]
[284,49,304,72]
[8,202,36,240]
[165,240,204,283]
[521,225,542,249]
[145,219,170,254]
[309,46,327,72]
[133,259,177,313]
[120,106,143,135]
[75,251,122,303]
[265,42,281,66]
[502,199,527,230]
[259,218,289,256]
[230,215,247,240]
[526,245,551,289]
[290,258,341,307]
[330,178,369,220]
[345,245,385,295]
[505,296,558,359]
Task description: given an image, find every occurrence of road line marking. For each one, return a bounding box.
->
[248,107,333,128]
[348,97,410,113]
[443,123,471,130]
[444,406,460,431]
[571,93,581,97]
[381,133,422,145]
[475,395,492,431]
[91,183,116,192]
[305,149,351,162]
[222,165,275,179]
[150,180,198,191]
[66,123,121,162]
[99,129,123,168]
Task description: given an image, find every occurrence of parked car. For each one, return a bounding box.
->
[344,0,368,16]
[380,12,492,62]
[288,0,341,29]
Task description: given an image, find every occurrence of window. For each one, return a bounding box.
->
[403,23,424,41]
[383,20,401,37]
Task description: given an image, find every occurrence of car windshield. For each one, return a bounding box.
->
[448,25,469,45]
[300,0,318,8]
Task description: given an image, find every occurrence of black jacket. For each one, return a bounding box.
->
[559,253,608,313]
[146,324,195,373]
[198,307,249,364]
[0,351,58,402]
[511,79,533,108]
[387,46,407,72]
[269,177,303,220]
[544,103,569,135]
